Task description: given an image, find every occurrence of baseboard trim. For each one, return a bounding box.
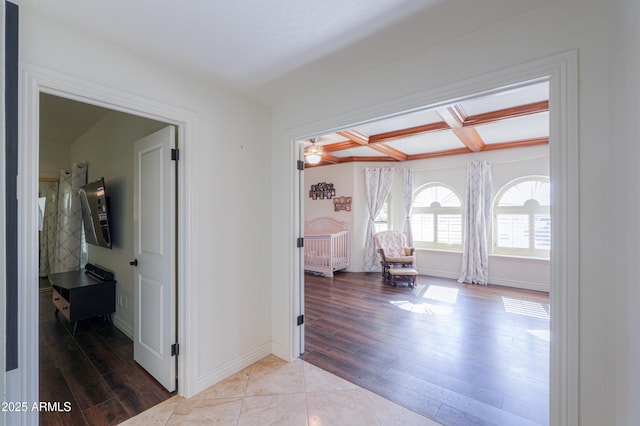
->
[418,268,549,292]
[417,268,458,280]
[112,315,134,340]
[270,341,290,361]
[194,342,272,395]
[489,278,549,293]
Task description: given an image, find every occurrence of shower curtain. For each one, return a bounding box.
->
[39,183,59,277]
[52,163,87,274]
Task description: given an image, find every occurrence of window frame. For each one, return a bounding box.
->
[374,194,390,233]
[493,175,550,258]
[411,182,463,251]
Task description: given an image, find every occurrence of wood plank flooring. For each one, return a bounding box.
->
[39,280,173,425]
[302,272,550,426]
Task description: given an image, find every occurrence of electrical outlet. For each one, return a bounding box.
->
[118,295,123,307]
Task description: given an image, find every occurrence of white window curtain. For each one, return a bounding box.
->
[402,168,414,246]
[364,167,395,271]
[458,160,492,285]
[53,162,87,273]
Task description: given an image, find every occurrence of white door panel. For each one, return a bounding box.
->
[138,276,163,356]
[139,146,164,255]
[133,125,176,392]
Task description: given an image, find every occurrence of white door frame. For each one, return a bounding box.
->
[288,51,579,425]
[13,63,198,424]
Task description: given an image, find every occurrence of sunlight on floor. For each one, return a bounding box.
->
[422,285,459,304]
[527,329,551,342]
[389,300,453,315]
[424,303,453,315]
[502,297,550,320]
[389,300,454,315]
[388,285,460,315]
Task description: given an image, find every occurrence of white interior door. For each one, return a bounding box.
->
[133,125,176,392]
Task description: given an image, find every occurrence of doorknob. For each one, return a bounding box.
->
[129,259,138,267]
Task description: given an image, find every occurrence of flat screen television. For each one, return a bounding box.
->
[79,177,112,249]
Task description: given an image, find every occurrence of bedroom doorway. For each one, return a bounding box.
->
[8,57,196,420]
[37,93,177,422]
[299,75,551,419]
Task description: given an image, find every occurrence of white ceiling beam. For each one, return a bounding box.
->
[437,105,485,152]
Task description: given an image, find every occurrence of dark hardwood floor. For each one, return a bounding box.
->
[302,272,549,426]
[38,279,173,425]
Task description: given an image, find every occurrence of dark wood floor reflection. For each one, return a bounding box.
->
[39,279,173,425]
[302,272,550,426]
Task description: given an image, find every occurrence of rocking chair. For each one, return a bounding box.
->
[374,231,415,280]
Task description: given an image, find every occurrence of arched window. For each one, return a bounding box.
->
[493,176,550,258]
[411,183,463,250]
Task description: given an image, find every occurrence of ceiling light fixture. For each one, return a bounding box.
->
[304,138,323,165]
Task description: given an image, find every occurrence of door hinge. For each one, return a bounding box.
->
[297,315,304,326]
[297,160,304,171]
[171,342,180,357]
[171,148,179,161]
[296,237,304,248]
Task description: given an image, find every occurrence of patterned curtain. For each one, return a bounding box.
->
[364,167,395,271]
[458,161,492,285]
[53,163,87,273]
[402,168,414,247]
[39,182,59,277]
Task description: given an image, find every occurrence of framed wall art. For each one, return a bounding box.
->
[333,196,352,212]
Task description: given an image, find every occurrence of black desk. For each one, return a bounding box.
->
[49,270,116,336]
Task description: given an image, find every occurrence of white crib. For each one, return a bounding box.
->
[304,217,350,277]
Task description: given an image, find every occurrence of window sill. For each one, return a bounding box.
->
[414,248,550,263]
[415,247,462,254]
[490,254,550,262]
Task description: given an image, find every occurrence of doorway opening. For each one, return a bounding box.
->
[292,68,574,425]
[14,65,196,424]
[37,93,176,423]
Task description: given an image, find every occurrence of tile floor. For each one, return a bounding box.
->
[120,355,441,425]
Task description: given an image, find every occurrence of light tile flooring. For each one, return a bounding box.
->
[121,355,441,425]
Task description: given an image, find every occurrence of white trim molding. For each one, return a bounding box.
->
[14,63,200,425]
[194,343,272,395]
[488,277,550,293]
[112,316,134,340]
[284,50,579,426]
[547,50,580,426]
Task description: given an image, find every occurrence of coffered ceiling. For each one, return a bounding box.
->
[302,80,549,166]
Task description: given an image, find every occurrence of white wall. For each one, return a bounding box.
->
[272,1,611,424]
[38,141,70,179]
[18,5,272,397]
[609,0,640,424]
[69,110,167,336]
[9,0,639,423]
[305,145,550,291]
[304,162,356,269]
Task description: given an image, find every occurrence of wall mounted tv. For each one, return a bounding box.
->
[79,177,112,249]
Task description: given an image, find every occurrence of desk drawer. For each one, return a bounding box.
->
[52,289,71,321]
